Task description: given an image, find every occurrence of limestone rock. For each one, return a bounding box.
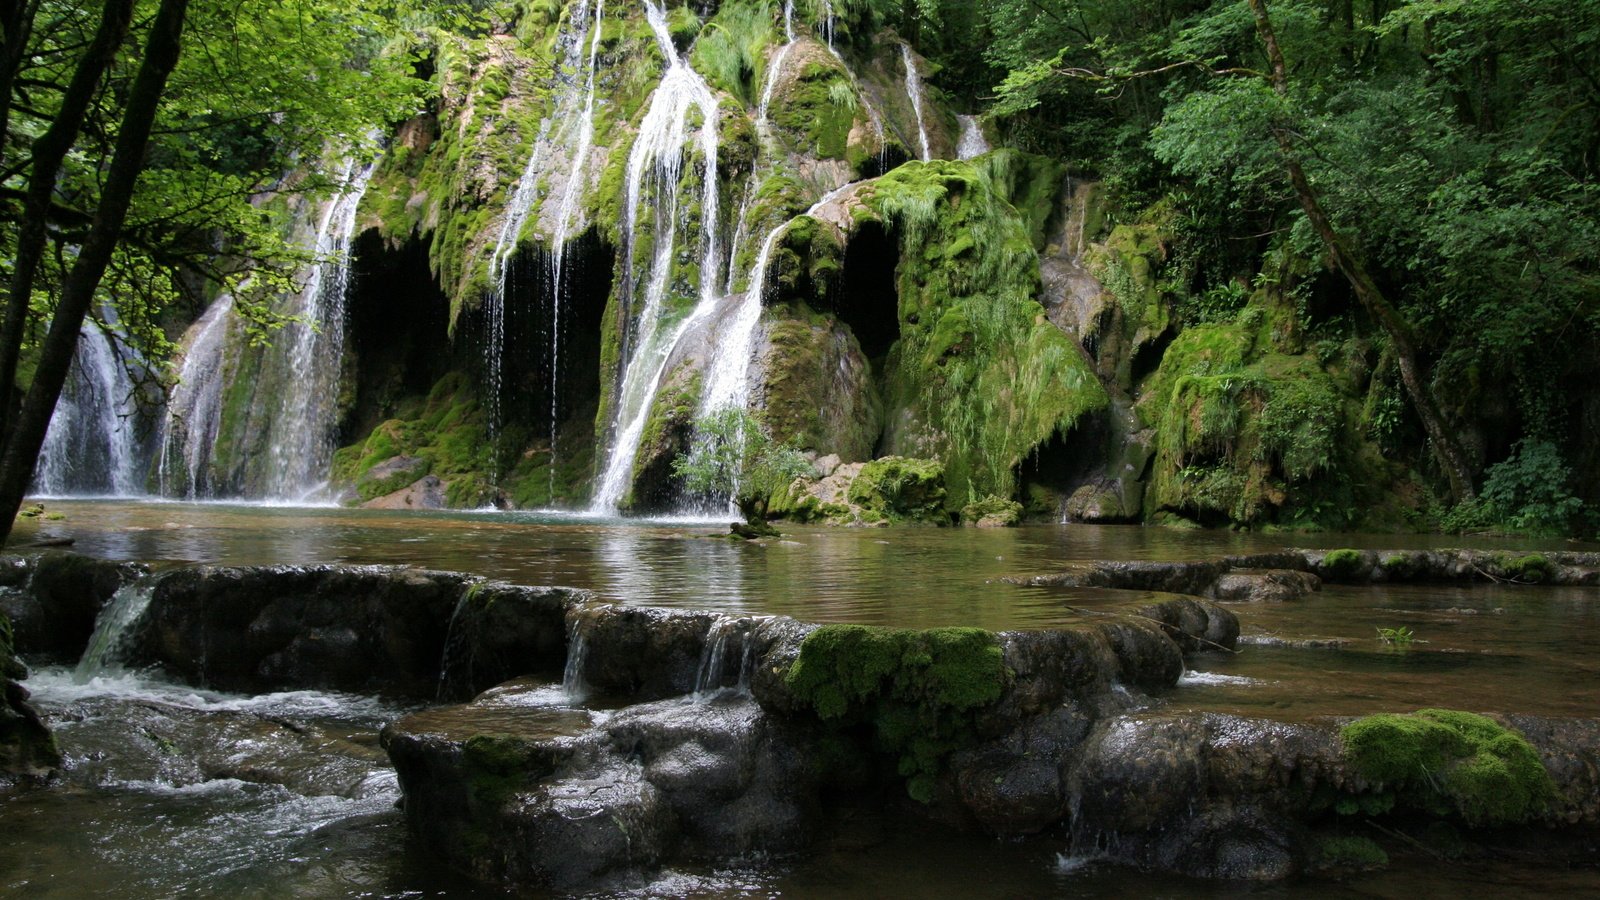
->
[362,474,448,510]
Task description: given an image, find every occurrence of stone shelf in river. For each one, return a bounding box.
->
[3,551,1600,892]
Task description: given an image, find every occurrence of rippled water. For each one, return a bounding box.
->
[7,500,1600,896]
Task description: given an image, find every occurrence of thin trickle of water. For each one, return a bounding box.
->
[957,114,990,159]
[74,580,156,682]
[262,155,378,501]
[436,589,477,701]
[901,44,931,161]
[591,0,722,513]
[562,616,592,703]
[485,0,607,464]
[693,615,766,700]
[158,294,234,498]
[35,317,147,497]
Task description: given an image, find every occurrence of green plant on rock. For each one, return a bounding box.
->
[1339,709,1555,828]
[673,406,811,537]
[1374,625,1414,649]
[784,624,1008,802]
[1321,548,1366,580]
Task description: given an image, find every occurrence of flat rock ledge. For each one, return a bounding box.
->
[3,552,1599,890]
[1009,547,1600,600]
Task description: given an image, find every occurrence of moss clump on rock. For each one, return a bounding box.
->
[846,457,947,523]
[1314,835,1388,870]
[960,495,1022,527]
[1321,549,1366,581]
[1340,709,1554,827]
[331,371,496,507]
[784,624,1007,802]
[1498,553,1553,584]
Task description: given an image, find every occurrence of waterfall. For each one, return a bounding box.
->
[561,616,592,703]
[901,44,932,161]
[957,114,990,159]
[261,156,378,501]
[590,0,722,513]
[158,294,234,499]
[483,0,608,485]
[74,580,156,682]
[692,615,761,699]
[34,317,149,497]
[697,182,857,425]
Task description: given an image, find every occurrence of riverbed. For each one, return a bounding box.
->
[5,499,1600,896]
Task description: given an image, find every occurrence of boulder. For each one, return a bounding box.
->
[1211,569,1321,602]
[362,474,448,510]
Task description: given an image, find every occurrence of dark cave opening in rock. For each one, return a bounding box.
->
[827,219,901,368]
[341,229,453,444]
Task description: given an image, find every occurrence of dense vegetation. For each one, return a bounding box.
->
[3,0,1597,538]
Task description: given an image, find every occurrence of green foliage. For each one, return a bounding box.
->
[1375,625,1414,649]
[689,0,772,105]
[1340,709,1555,827]
[672,406,812,522]
[1445,440,1587,537]
[784,624,1007,801]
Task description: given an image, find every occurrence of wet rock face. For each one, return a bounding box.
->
[436,582,582,702]
[383,688,820,890]
[1,553,136,661]
[1,610,60,782]
[132,565,480,697]
[568,606,726,701]
[1211,569,1321,603]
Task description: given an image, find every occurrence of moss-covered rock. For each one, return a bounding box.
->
[855,156,1108,505]
[331,371,497,507]
[846,457,947,524]
[960,495,1023,527]
[1340,709,1555,827]
[783,624,1007,801]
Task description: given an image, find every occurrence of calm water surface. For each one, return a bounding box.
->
[6,499,1599,896]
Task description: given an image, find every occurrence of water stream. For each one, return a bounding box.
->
[33,316,149,497]
[9,499,1600,896]
[262,155,378,502]
[590,0,723,513]
[901,43,931,161]
[956,114,989,159]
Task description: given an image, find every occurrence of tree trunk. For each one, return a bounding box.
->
[0,0,188,545]
[1247,0,1478,503]
[0,0,134,439]
[0,0,42,162]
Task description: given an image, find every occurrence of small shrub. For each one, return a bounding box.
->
[1315,835,1388,870]
[1375,625,1414,648]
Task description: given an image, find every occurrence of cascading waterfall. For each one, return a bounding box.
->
[543,0,608,497]
[590,0,722,513]
[901,44,932,161]
[261,155,378,501]
[74,579,156,681]
[158,294,234,498]
[34,316,149,496]
[484,0,608,482]
[957,114,990,159]
[692,615,762,699]
[696,182,857,431]
[723,0,797,295]
[561,615,592,703]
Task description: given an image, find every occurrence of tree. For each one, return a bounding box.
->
[672,406,811,537]
[0,0,433,544]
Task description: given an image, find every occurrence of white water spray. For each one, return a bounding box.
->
[590,0,722,513]
[262,155,378,501]
[35,317,148,496]
[901,43,932,161]
[158,294,234,498]
[957,114,990,159]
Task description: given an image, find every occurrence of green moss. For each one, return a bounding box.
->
[847,457,947,523]
[769,58,863,164]
[1315,835,1388,870]
[329,371,494,506]
[1340,709,1554,827]
[784,624,1007,801]
[960,495,1023,527]
[1498,553,1553,584]
[1322,549,1366,580]
[859,159,1107,505]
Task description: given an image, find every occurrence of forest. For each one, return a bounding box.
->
[1,0,1597,539]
